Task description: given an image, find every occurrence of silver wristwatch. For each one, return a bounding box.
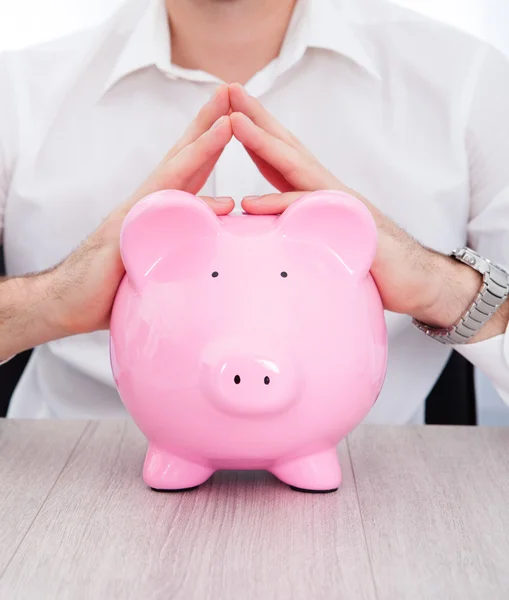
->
[412,247,509,345]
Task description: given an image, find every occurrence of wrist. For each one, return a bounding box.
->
[413,252,483,329]
[0,273,63,360]
[16,271,69,344]
[33,269,73,340]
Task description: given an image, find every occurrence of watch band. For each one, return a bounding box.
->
[412,247,509,345]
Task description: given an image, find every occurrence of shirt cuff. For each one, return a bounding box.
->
[453,321,509,407]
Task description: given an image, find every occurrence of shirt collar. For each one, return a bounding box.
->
[101,0,381,95]
[305,0,381,80]
[102,0,174,95]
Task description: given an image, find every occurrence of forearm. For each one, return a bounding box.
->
[0,272,65,361]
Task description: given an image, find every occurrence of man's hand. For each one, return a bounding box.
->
[0,85,235,360]
[228,83,509,343]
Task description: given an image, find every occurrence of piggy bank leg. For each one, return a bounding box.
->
[271,448,341,493]
[143,445,214,492]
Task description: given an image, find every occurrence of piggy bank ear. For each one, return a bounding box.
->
[276,190,377,277]
[120,190,221,290]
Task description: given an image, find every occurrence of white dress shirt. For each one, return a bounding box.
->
[1,0,509,423]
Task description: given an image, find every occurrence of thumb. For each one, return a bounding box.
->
[241,191,305,214]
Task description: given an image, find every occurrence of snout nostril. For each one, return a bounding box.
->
[264,376,270,385]
[234,375,241,385]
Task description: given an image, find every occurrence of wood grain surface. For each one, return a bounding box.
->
[0,419,87,574]
[3,421,509,599]
[0,420,377,600]
[348,425,509,600]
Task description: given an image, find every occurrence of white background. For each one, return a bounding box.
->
[0,0,508,424]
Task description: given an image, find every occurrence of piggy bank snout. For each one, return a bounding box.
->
[202,350,301,416]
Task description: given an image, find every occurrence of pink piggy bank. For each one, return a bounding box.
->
[110,189,387,493]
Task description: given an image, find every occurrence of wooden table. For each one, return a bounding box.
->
[1,420,509,599]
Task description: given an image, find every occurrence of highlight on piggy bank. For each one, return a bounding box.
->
[109,189,388,493]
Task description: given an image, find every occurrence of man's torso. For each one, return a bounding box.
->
[1,0,488,421]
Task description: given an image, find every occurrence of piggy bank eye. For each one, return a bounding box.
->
[211,271,219,278]
[280,271,288,278]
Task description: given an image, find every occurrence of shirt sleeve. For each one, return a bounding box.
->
[0,53,18,366]
[453,44,509,407]
[0,52,17,245]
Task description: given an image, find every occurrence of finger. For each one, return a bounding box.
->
[165,84,231,161]
[122,116,233,215]
[241,191,305,215]
[231,112,336,191]
[229,83,302,150]
[186,149,224,194]
[160,116,232,187]
[197,195,235,216]
[244,147,294,193]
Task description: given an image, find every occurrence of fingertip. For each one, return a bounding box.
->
[241,197,268,215]
[214,198,235,216]
[228,82,246,96]
[211,115,233,140]
[198,196,234,215]
[203,84,228,116]
[241,193,297,215]
[240,197,252,212]
[211,83,228,99]
[230,111,251,133]
[228,83,249,110]
[206,84,231,120]
[230,111,246,121]
[215,83,230,104]
[211,115,227,130]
